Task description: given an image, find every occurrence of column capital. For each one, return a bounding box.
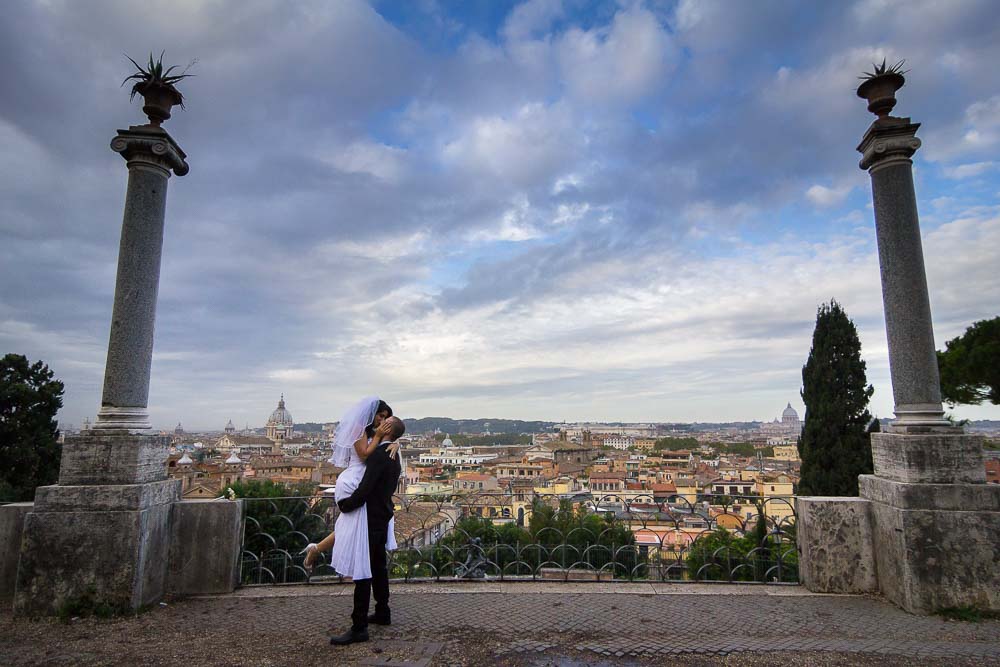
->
[111,125,189,176]
[857,117,921,173]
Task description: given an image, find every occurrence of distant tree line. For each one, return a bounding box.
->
[654,436,699,451]
[294,422,327,434]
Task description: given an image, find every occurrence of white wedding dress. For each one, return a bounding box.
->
[330,443,397,580]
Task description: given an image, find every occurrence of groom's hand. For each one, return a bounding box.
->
[337,499,349,513]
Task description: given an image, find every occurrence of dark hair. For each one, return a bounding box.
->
[387,417,406,440]
[364,400,393,438]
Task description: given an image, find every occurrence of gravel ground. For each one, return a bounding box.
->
[2,587,999,666]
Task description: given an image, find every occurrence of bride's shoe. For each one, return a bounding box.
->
[300,543,319,573]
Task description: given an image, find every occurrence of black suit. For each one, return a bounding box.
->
[338,442,400,631]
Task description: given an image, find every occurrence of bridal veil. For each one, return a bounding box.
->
[329,395,380,468]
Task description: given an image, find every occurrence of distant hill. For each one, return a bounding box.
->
[295,422,327,433]
[686,422,762,431]
[401,418,556,435]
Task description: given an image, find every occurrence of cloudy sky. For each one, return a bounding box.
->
[2,0,999,430]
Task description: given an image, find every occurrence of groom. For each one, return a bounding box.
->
[330,416,405,645]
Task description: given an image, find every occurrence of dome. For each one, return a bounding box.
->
[267,394,294,426]
[782,403,799,422]
[225,451,242,465]
[177,452,193,465]
[442,433,453,448]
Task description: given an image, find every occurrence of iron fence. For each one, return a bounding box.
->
[239,492,798,586]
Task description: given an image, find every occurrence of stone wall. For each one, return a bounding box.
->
[0,503,33,601]
[795,497,877,594]
[167,499,244,596]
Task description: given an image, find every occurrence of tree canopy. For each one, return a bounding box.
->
[654,436,699,451]
[797,301,875,496]
[1,354,65,502]
[937,316,1000,407]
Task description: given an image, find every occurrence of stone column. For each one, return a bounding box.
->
[12,126,188,616]
[852,78,998,614]
[857,118,950,431]
[95,126,188,430]
[798,72,999,615]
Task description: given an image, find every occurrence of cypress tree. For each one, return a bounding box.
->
[797,301,875,496]
[1,354,65,501]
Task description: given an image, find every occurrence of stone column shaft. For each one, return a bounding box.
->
[95,126,188,431]
[858,117,949,431]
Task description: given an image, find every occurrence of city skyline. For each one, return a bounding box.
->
[2,1,999,428]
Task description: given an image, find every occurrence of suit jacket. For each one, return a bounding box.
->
[337,442,400,529]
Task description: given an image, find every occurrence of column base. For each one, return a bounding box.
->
[871,432,985,484]
[94,406,151,432]
[60,432,171,486]
[860,474,1000,614]
[13,480,180,616]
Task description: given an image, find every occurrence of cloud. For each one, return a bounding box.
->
[555,4,676,105]
[2,0,999,428]
[941,161,995,179]
[267,368,320,382]
[502,0,564,41]
[440,102,581,189]
[806,184,854,207]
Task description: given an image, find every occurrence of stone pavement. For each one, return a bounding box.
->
[3,582,1000,666]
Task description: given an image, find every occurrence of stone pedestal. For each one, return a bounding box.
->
[858,432,1000,613]
[13,433,181,616]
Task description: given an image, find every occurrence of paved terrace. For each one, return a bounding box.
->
[3,583,999,666]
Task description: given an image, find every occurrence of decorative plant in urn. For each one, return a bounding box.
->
[856,58,908,119]
[122,51,196,127]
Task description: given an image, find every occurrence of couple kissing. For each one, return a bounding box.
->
[301,396,405,645]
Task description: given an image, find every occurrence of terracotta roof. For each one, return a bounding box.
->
[455,473,495,481]
[392,503,455,542]
[589,472,627,481]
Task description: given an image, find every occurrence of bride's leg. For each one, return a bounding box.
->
[305,531,336,570]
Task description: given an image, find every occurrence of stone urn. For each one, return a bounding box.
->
[136,82,183,127]
[857,71,905,119]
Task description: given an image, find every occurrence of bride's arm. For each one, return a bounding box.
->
[353,421,391,461]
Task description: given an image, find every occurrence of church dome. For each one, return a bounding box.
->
[225,451,242,465]
[267,395,294,426]
[782,403,799,422]
[442,433,453,448]
[177,452,193,465]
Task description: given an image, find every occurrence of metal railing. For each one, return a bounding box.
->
[239,492,798,586]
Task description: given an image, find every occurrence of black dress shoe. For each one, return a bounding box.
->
[368,613,391,626]
[330,628,369,645]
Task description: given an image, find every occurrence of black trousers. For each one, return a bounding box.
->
[351,524,389,631]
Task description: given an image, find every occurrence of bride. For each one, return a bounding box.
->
[303,396,400,579]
